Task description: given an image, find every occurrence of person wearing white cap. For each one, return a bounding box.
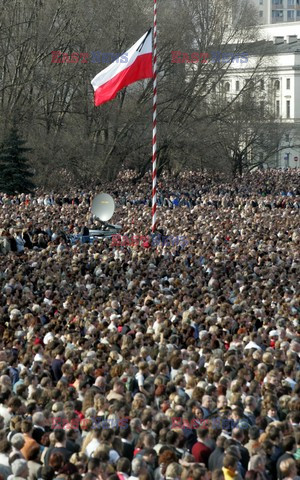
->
[33,353,43,364]
[43,332,54,345]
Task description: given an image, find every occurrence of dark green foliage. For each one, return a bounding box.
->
[0,126,35,194]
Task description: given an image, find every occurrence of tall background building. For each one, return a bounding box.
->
[218,36,300,168]
[255,0,300,24]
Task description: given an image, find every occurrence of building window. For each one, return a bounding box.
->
[287,10,295,19]
[259,10,263,16]
[286,100,290,118]
[272,0,283,3]
[225,82,230,92]
[287,0,295,5]
[274,80,280,90]
[259,0,263,3]
[285,134,290,142]
[260,79,264,90]
[286,78,290,89]
[260,101,265,115]
[272,10,283,18]
[236,80,240,91]
[276,100,280,117]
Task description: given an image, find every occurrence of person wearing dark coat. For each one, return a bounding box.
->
[8,235,18,252]
[276,436,297,480]
[22,230,33,249]
[208,436,226,471]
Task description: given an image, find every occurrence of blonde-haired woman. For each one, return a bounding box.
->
[80,428,102,457]
[93,394,108,420]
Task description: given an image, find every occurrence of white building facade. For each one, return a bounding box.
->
[259,20,300,37]
[219,35,300,168]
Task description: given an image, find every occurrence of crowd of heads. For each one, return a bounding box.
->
[0,169,299,480]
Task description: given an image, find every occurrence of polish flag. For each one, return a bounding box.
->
[91,30,152,107]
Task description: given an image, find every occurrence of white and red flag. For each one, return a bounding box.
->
[91,29,152,107]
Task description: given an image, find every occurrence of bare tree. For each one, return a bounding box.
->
[0,0,273,187]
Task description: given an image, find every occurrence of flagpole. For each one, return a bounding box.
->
[152,0,158,233]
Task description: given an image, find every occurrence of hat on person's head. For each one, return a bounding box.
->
[34,353,43,362]
[269,330,279,337]
[43,332,54,345]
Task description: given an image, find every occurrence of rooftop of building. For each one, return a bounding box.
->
[211,35,300,56]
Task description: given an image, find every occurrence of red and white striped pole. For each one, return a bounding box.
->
[152,0,158,233]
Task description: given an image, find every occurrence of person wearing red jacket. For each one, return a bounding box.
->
[191,427,212,467]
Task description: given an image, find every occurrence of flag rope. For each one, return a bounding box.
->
[152,0,157,232]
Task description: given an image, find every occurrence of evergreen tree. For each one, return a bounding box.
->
[0,126,35,194]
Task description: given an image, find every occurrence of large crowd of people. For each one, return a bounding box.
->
[0,169,299,480]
